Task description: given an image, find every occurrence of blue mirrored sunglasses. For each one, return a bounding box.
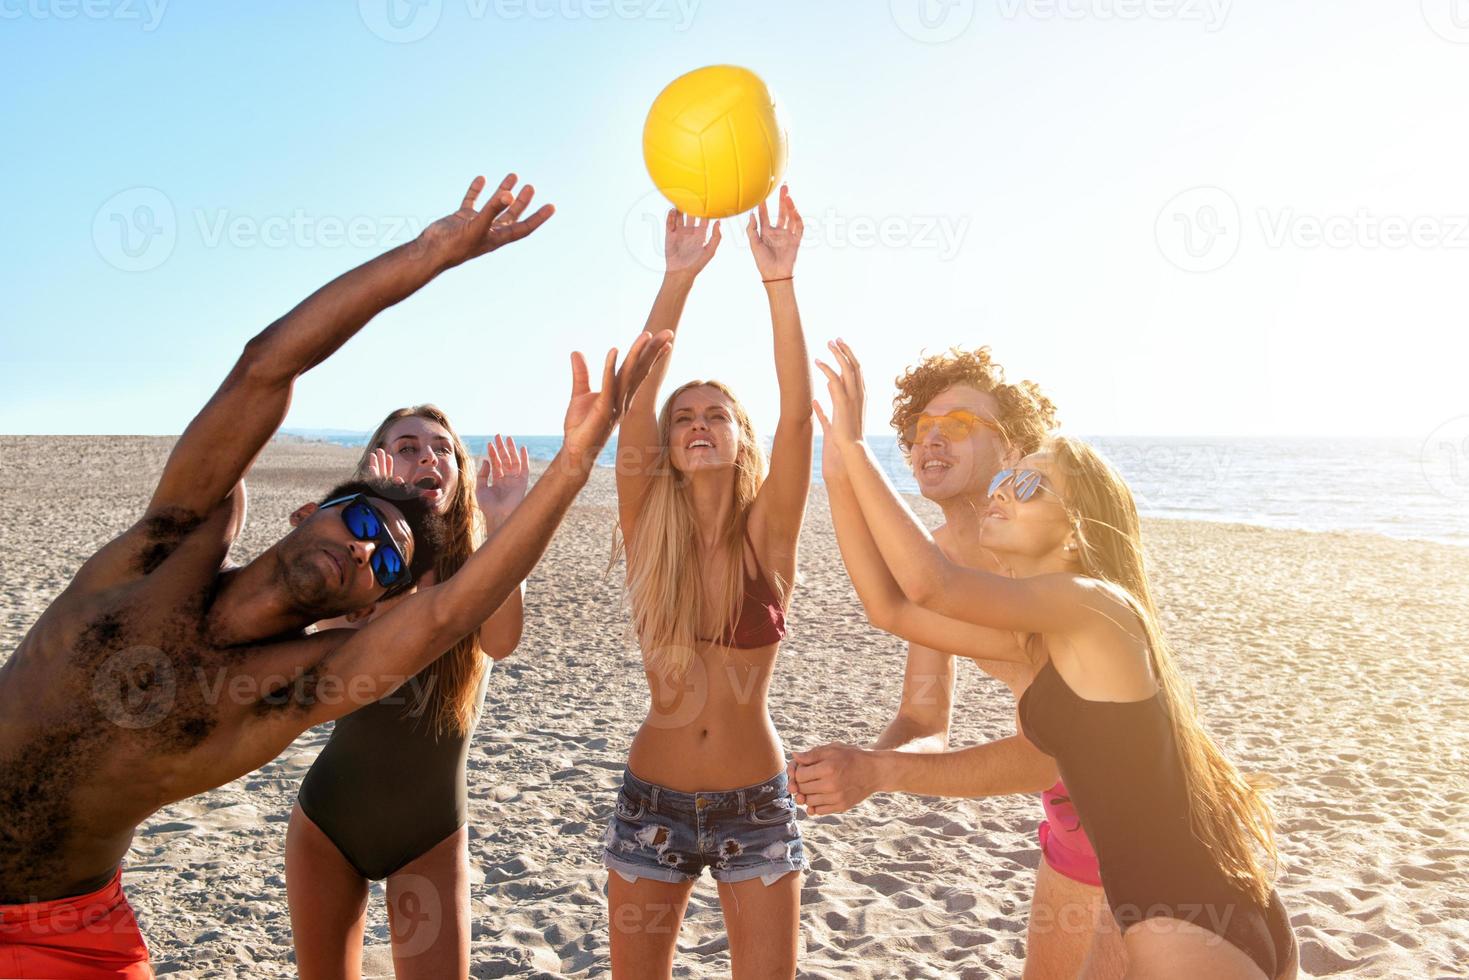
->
[987,468,1054,503]
[319,494,410,589]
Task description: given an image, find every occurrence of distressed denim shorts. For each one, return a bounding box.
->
[602,768,809,886]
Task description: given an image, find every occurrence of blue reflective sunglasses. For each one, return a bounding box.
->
[987,468,1058,503]
[319,494,410,589]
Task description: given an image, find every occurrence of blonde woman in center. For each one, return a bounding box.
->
[603,187,812,979]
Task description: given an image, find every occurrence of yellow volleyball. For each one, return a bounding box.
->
[642,65,788,219]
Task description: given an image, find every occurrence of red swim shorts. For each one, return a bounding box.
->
[0,869,152,979]
[1037,781,1102,888]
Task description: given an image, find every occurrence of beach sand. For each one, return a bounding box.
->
[2,435,1466,978]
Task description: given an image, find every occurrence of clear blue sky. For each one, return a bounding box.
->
[3,0,1466,439]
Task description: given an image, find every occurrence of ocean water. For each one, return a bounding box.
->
[282,430,1469,547]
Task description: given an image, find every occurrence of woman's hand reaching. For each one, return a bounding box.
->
[664,209,722,279]
[747,184,803,281]
[476,435,531,530]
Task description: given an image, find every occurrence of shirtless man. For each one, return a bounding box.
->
[0,173,670,978]
[789,348,1127,978]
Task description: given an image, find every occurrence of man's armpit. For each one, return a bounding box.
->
[134,507,206,575]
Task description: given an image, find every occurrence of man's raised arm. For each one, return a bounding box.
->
[872,643,956,753]
[236,331,674,748]
[149,174,554,520]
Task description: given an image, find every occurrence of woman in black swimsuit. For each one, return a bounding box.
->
[285,407,531,979]
[604,188,813,979]
[812,340,1297,980]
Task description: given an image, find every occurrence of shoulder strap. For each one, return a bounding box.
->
[740,524,785,605]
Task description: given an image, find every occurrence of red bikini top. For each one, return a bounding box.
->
[697,528,787,650]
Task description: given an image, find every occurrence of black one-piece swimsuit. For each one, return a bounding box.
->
[297,659,491,881]
[1018,659,1295,977]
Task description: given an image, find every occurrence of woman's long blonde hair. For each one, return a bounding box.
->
[611,380,770,675]
[1044,435,1278,907]
[360,405,485,737]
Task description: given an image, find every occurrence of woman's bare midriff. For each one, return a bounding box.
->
[626,641,784,792]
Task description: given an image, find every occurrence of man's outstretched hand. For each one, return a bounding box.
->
[561,330,675,467]
[787,742,885,816]
[417,173,555,269]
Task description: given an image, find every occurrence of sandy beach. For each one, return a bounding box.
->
[2,435,1466,978]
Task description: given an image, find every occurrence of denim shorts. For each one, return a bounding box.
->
[602,768,809,885]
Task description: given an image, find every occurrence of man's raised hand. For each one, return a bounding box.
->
[814,337,868,449]
[561,330,674,465]
[418,174,556,269]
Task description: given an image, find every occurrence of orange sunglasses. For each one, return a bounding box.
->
[904,409,1001,445]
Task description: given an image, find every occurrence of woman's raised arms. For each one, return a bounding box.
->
[815,401,1023,661]
[815,339,1096,641]
[615,211,722,536]
[747,186,814,566]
